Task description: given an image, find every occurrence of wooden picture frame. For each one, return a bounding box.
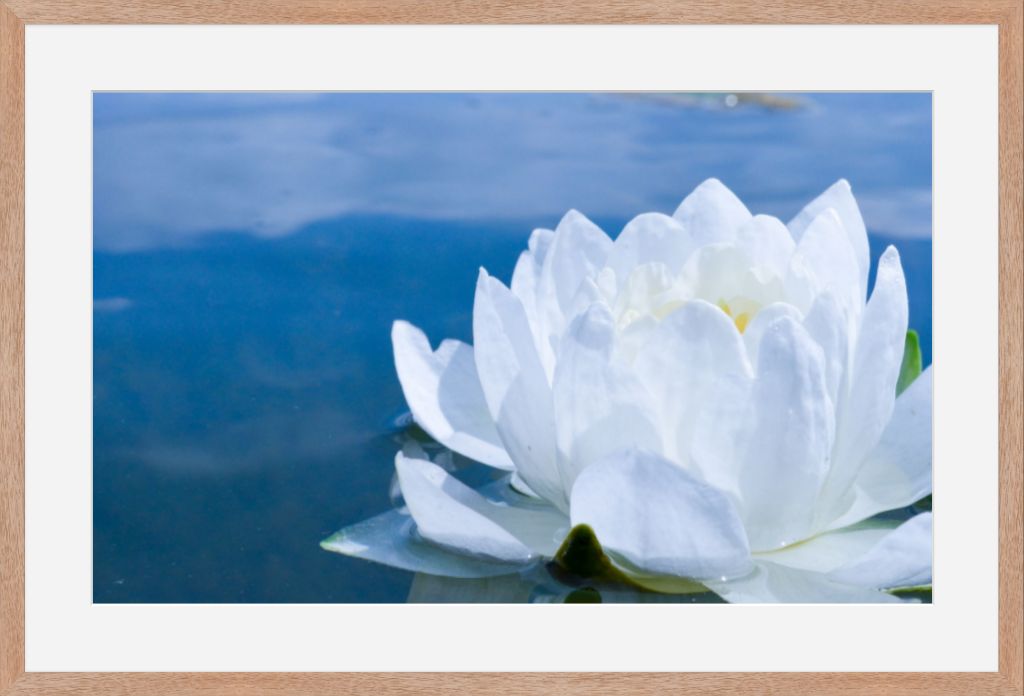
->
[1,2,1020,693]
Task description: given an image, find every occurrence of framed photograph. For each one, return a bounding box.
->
[1,2,1020,693]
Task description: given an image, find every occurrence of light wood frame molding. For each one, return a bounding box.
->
[0,2,1020,693]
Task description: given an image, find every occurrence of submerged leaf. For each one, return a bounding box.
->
[896,330,922,396]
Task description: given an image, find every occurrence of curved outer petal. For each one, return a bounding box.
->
[321,508,522,579]
[552,304,662,494]
[755,518,901,573]
[827,366,932,530]
[510,227,557,377]
[570,449,752,581]
[396,449,568,562]
[603,212,694,283]
[706,560,903,603]
[733,214,795,280]
[736,316,834,551]
[673,178,752,247]
[820,246,909,520]
[802,291,852,410]
[632,299,752,493]
[532,210,613,368]
[787,179,870,299]
[512,228,555,294]
[827,513,932,589]
[473,270,565,509]
[541,209,613,313]
[786,208,862,318]
[391,321,513,471]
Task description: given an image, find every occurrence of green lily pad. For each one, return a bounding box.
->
[897,330,922,396]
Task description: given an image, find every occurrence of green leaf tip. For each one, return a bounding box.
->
[564,587,603,603]
[319,533,341,551]
[552,525,713,596]
[554,524,614,579]
[889,584,932,603]
[897,329,922,396]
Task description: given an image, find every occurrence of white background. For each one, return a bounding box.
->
[24,26,998,671]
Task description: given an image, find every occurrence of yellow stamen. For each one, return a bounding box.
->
[718,299,752,333]
[734,312,751,333]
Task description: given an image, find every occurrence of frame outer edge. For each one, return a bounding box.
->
[0,1,25,694]
[0,1,1020,694]
[0,0,1021,25]
[997,1,1024,693]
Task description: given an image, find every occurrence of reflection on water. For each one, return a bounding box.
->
[407,569,727,604]
[94,93,931,603]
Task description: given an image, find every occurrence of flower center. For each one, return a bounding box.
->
[717,297,760,333]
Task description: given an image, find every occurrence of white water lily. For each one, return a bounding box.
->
[323,179,933,602]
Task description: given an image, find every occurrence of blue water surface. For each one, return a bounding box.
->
[93,93,931,602]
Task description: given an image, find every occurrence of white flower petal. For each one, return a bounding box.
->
[756,518,901,573]
[741,302,804,370]
[673,178,753,246]
[534,210,613,345]
[391,321,513,471]
[543,210,613,310]
[527,226,555,266]
[737,316,833,550]
[570,449,752,580]
[567,274,612,328]
[827,366,932,529]
[511,227,556,377]
[802,291,852,411]
[828,513,932,589]
[787,208,862,317]
[321,508,521,578]
[706,559,903,603]
[471,475,571,556]
[473,270,565,509]
[604,212,693,282]
[511,230,555,313]
[613,312,659,365]
[734,214,795,280]
[633,299,751,491]
[683,244,787,312]
[396,450,568,562]
[552,304,663,492]
[686,371,751,502]
[822,246,909,516]
[609,262,687,329]
[396,451,532,563]
[787,179,870,298]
